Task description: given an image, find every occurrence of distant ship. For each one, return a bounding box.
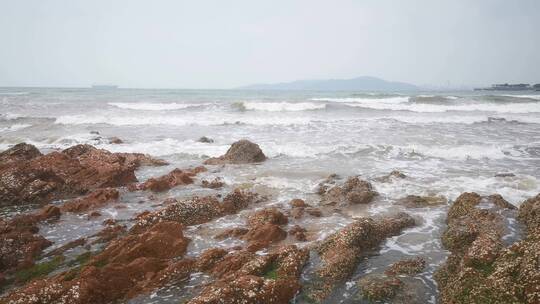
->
[91,84,118,90]
[474,83,533,91]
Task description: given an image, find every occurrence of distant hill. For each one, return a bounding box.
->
[238,76,419,91]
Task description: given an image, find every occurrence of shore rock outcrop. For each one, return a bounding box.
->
[188,245,309,304]
[131,189,261,233]
[1,221,191,303]
[0,143,166,207]
[435,192,540,304]
[304,212,415,301]
[204,140,266,165]
[0,205,60,275]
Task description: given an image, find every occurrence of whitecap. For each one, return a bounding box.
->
[108,102,211,111]
[240,101,326,112]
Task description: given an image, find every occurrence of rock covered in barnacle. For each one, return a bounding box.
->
[1,221,192,303]
[201,177,225,189]
[0,143,167,207]
[319,175,377,206]
[0,143,42,165]
[130,189,260,233]
[136,166,206,192]
[305,212,416,301]
[241,208,289,251]
[188,245,309,304]
[204,139,266,165]
[385,257,426,276]
[435,192,540,304]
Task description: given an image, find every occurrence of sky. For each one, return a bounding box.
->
[0,0,539,89]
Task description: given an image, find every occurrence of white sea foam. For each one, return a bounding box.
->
[54,114,316,126]
[501,94,540,100]
[312,96,410,104]
[108,102,210,110]
[343,101,540,113]
[0,124,32,132]
[241,101,326,112]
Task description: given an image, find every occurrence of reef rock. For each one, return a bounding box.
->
[131,189,260,233]
[136,166,206,192]
[397,195,447,208]
[204,140,266,165]
[60,188,120,213]
[319,176,377,206]
[305,212,415,301]
[0,143,166,207]
[435,192,540,304]
[189,245,309,304]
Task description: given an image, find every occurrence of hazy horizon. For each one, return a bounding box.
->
[1,0,539,89]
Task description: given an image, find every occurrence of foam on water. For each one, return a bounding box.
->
[108,102,211,110]
[241,101,326,112]
[0,124,31,132]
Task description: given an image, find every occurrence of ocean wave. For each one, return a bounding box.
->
[236,101,326,112]
[0,92,29,96]
[108,102,211,111]
[312,96,410,104]
[0,124,32,132]
[500,94,540,100]
[342,101,540,113]
[54,114,316,126]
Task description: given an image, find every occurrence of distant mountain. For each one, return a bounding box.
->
[238,76,419,91]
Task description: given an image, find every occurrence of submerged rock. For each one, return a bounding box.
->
[397,194,447,208]
[375,170,407,182]
[319,176,377,206]
[60,188,120,213]
[385,257,426,276]
[435,192,540,304]
[304,212,416,301]
[204,140,266,165]
[358,274,403,301]
[198,136,214,143]
[201,177,225,189]
[0,143,166,207]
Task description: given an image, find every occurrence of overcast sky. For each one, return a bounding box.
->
[0,0,539,88]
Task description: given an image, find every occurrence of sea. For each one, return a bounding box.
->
[1,87,539,303]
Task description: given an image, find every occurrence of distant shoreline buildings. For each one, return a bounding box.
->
[475,83,540,91]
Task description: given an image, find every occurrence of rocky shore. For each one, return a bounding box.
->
[0,140,539,303]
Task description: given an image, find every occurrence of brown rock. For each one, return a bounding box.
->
[137,167,206,192]
[0,143,167,207]
[289,198,308,208]
[204,140,266,165]
[247,208,288,227]
[201,177,225,189]
[305,212,416,301]
[189,245,309,304]
[385,257,426,276]
[108,137,123,144]
[289,225,307,242]
[60,188,119,213]
[320,176,377,206]
[358,274,403,301]
[214,228,249,240]
[0,143,42,165]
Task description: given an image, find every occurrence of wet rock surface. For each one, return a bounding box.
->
[189,245,309,304]
[304,212,416,301]
[397,194,447,208]
[0,144,166,207]
[435,192,540,304]
[204,140,266,165]
[319,176,377,206]
[136,166,206,192]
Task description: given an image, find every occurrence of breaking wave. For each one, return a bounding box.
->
[235,101,326,112]
[108,102,210,111]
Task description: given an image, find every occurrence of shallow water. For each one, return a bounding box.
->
[1,88,540,302]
